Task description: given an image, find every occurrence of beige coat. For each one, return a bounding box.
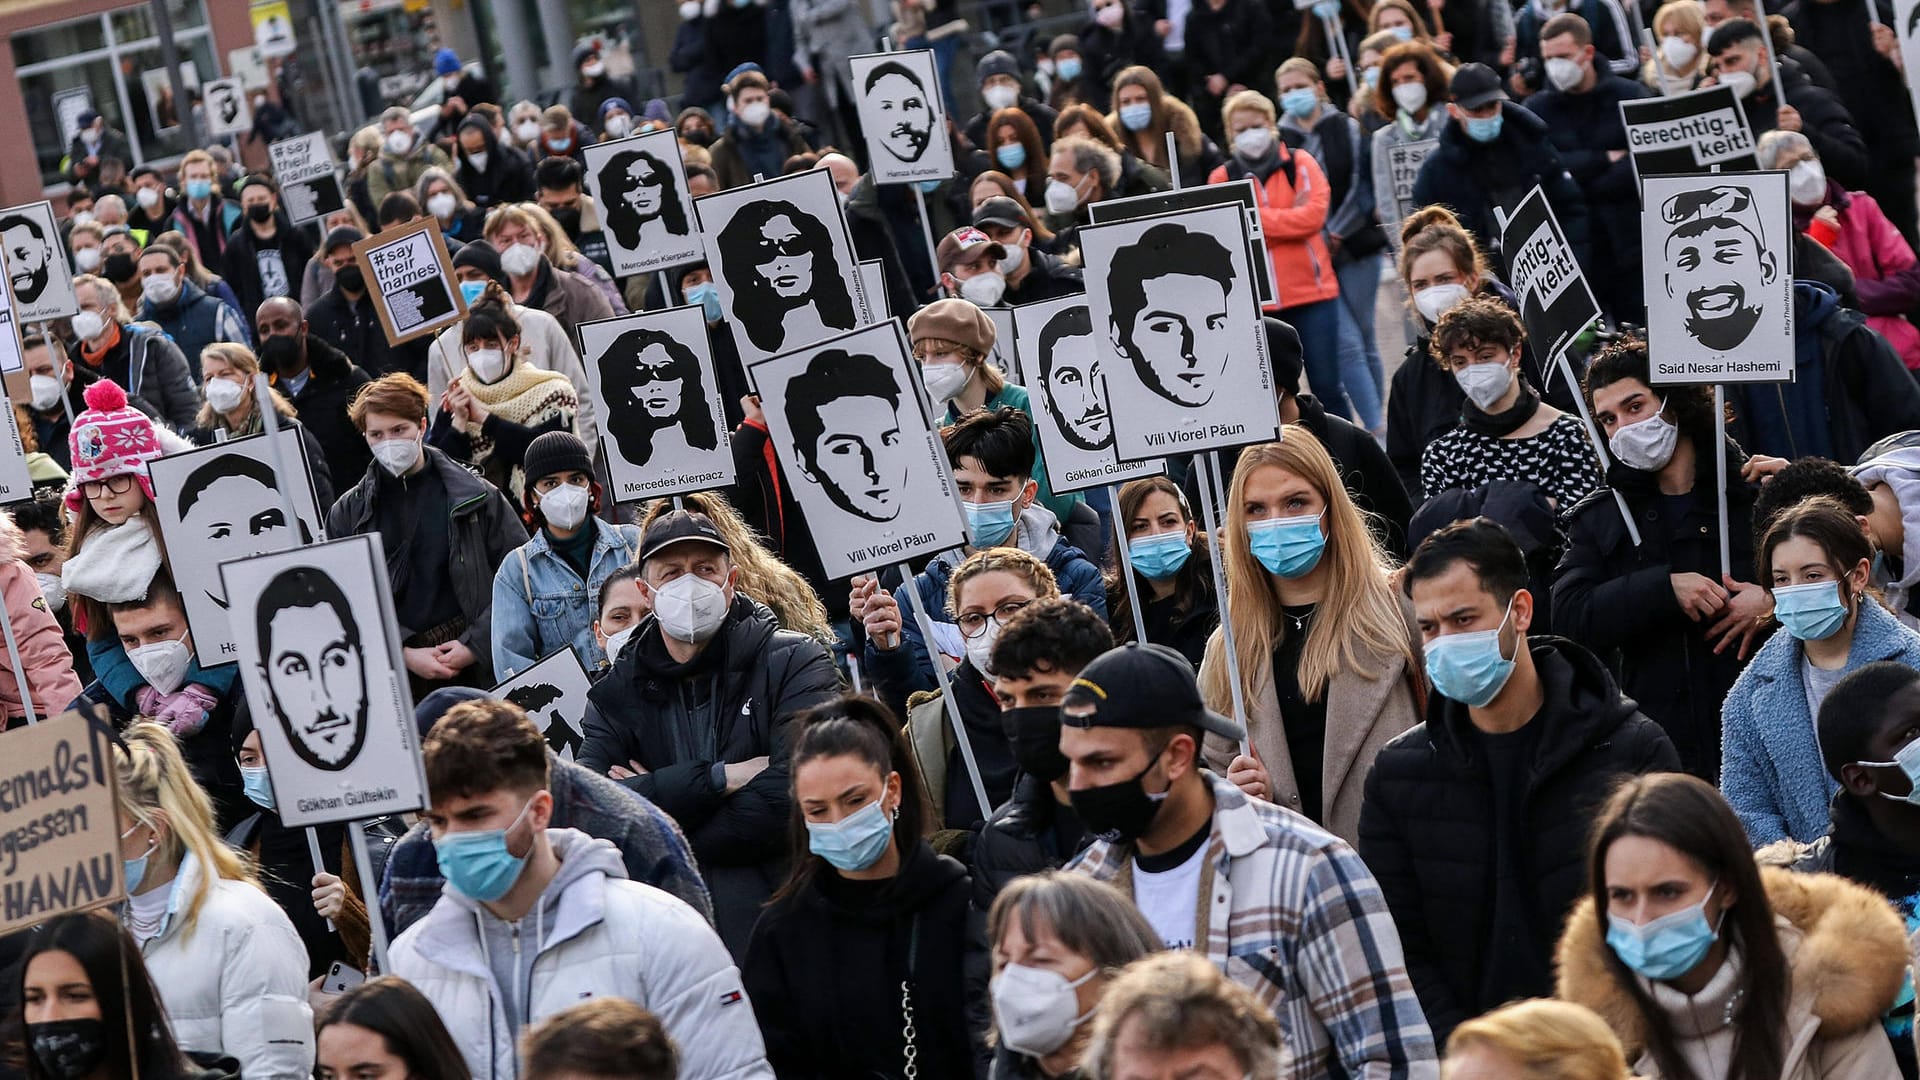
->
[1197,600,1423,846]
[1556,868,1907,1080]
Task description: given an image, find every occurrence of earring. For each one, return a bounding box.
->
[889,805,900,822]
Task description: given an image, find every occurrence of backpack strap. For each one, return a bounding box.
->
[520,548,532,606]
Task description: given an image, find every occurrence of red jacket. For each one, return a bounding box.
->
[1209,146,1340,310]
[1804,186,1920,369]
[0,512,81,722]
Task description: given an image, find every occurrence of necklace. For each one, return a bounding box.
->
[1284,605,1317,633]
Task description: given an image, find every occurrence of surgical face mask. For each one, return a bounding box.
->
[500,242,541,277]
[680,0,701,16]
[1129,529,1191,580]
[1115,103,1151,132]
[992,963,1099,1058]
[1247,512,1326,578]
[466,346,509,384]
[1312,0,1339,15]
[964,618,1003,674]
[1609,405,1679,471]
[1413,281,1470,324]
[140,272,179,306]
[738,101,772,128]
[923,361,972,404]
[384,129,413,155]
[996,142,1028,170]
[998,243,1027,276]
[1390,24,1414,40]
[434,797,536,902]
[204,376,247,414]
[1425,598,1517,707]
[960,271,1007,306]
[1392,81,1429,114]
[1070,751,1168,840]
[128,630,192,695]
[605,115,633,138]
[549,133,574,152]
[1855,736,1920,805]
[467,149,490,173]
[1056,57,1084,81]
[807,799,894,871]
[427,192,458,220]
[983,84,1020,112]
[36,572,66,612]
[135,186,162,210]
[1606,884,1722,980]
[538,481,591,530]
[1038,58,1056,78]
[516,120,541,142]
[373,435,422,476]
[653,572,730,644]
[1464,113,1504,143]
[1044,177,1082,215]
[71,211,95,227]
[1232,125,1274,160]
[241,765,276,811]
[1095,2,1125,27]
[686,281,724,322]
[73,247,101,273]
[459,279,488,306]
[71,310,107,342]
[1544,56,1584,91]
[582,61,607,78]
[1719,69,1756,100]
[184,178,213,201]
[603,623,637,662]
[1789,160,1827,207]
[1363,66,1381,90]
[1661,35,1698,69]
[27,1018,110,1080]
[121,823,155,893]
[29,374,62,412]
[1455,360,1513,411]
[1281,88,1319,119]
[1772,580,1851,641]
[964,498,1020,548]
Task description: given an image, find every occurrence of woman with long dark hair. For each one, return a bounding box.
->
[716,199,857,354]
[599,324,719,470]
[314,976,472,1080]
[1105,476,1217,667]
[1555,772,1904,1079]
[743,695,983,1079]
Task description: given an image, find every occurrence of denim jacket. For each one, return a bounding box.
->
[490,517,642,680]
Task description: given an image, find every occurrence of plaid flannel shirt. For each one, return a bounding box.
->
[1068,771,1439,1080]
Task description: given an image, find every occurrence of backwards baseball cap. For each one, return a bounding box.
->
[1062,644,1246,741]
[937,226,1006,272]
[640,509,731,562]
[1450,63,1507,111]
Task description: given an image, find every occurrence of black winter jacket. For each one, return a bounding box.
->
[1782,0,1917,158]
[451,120,535,212]
[1185,0,1275,92]
[277,332,373,484]
[1522,73,1647,277]
[969,774,1093,911]
[1357,637,1679,1044]
[1732,58,1871,189]
[221,214,316,324]
[1409,104,1591,272]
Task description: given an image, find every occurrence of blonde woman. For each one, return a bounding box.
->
[1199,429,1423,844]
[115,722,313,1078]
[190,342,336,507]
[637,490,836,646]
[516,202,628,315]
[1443,999,1631,1080]
[1643,0,1707,96]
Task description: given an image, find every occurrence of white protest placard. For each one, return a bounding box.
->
[849,50,955,184]
[695,168,873,368]
[0,379,30,501]
[858,259,889,324]
[203,77,253,139]
[1013,295,1164,494]
[1082,203,1280,463]
[1897,0,1920,134]
[0,201,77,323]
[578,305,736,502]
[1498,186,1602,367]
[748,319,966,578]
[984,306,1019,383]
[0,708,125,934]
[1620,85,1758,191]
[352,216,466,346]
[1641,172,1795,384]
[221,534,429,828]
[1383,139,1439,240]
[148,430,324,666]
[53,89,92,149]
[1088,179,1278,308]
[582,128,706,276]
[491,650,594,763]
[268,131,346,225]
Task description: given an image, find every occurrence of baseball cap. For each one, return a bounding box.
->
[972,196,1028,231]
[1450,63,1507,111]
[640,510,731,562]
[936,226,1006,273]
[1061,644,1246,742]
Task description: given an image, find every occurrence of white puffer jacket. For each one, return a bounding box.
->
[391,828,773,1080]
[135,852,315,1079]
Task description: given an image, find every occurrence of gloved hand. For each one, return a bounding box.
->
[135,683,220,737]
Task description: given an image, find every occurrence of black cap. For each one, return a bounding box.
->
[1062,644,1246,741]
[1450,63,1507,111]
[453,240,506,288]
[522,431,593,487]
[1264,316,1304,397]
[976,50,1022,85]
[323,226,365,255]
[972,196,1028,231]
[640,510,731,562]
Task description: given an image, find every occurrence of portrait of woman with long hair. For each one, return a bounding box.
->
[599,147,689,251]
[599,324,719,469]
[716,198,858,354]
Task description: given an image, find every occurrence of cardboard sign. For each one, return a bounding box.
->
[1498,187,1602,367]
[268,132,346,225]
[581,129,706,276]
[849,50,956,184]
[1620,85,1758,190]
[747,319,966,578]
[0,378,30,502]
[204,77,254,139]
[695,169,874,367]
[490,650,594,763]
[0,708,125,935]
[1012,295,1164,493]
[1383,139,1440,240]
[1088,179,1278,307]
[0,202,77,324]
[1081,203,1280,463]
[148,430,325,666]
[578,305,736,502]
[1641,172,1795,384]
[221,534,429,828]
[352,217,467,346]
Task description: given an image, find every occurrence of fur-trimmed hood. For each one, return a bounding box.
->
[1106,93,1207,159]
[1556,867,1908,1056]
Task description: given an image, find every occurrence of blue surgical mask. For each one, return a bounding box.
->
[1281,88,1320,119]
[1057,57,1083,81]
[434,797,537,902]
[807,799,894,871]
[1605,884,1722,981]
[241,766,275,811]
[965,498,1020,547]
[1312,0,1340,15]
[121,824,154,894]
[1856,735,1920,806]
[996,143,1028,170]
[549,136,573,152]
[184,178,213,201]
[1464,113,1504,143]
[1247,512,1325,578]
[459,279,488,306]
[1424,598,1517,707]
[686,281,724,322]
[1391,24,1414,40]
[1772,580,1851,641]
[1118,103,1153,131]
[1128,530,1191,580]
[917,179,943,194]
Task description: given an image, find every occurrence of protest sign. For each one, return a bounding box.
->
[1088,179,1278,307]
[1012,295,1164,493]
[268,132,346,225]
[850,50,955,184]
[0,201,76,322]
[858,259,889,324]
[1081,203,1280,463]
[204,77,254,138]
[1383,139,1440,240]
[579,305,736,502]
[1641,172,1795,384]
[53,89,92,149]
[0,272,25,377]
[1896,0,1920,130]
[251,0,296,58]
[491,650,594,763]
[1498,186,1602,367]
[221,534,428,828]
[0,379,29,502]
[582,129,706,276]
[0,707,124,934]
[352,216,466,346]
[748,319,966,578]
[1620,85,1758,190]
[984,306,1020,383]
[149,430,325,666]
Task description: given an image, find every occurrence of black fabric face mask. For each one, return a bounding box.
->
[28,1018,109,1080]
[1001,705,1070,783]
[102,252,137,284]
[335,265,366,294]
[259,333,303,373]
[1069,750,1169,841]
[246,203,275,224]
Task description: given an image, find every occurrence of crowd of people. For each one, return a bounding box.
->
[6,0,1920,1076]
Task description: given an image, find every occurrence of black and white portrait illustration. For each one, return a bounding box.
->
[222,535,428,828]
[0,380,31,502]
[748,319,965,577]
[849,50,955,184]
[149,430,323,663]
[491,650,594,763]
[578,306,735,501]
[1641,174,1794,383]
[0,201,76,321]
[1012,296,1162,493]
[1081,203,1279,463]
[696,169,871,364]
[203,77,252,139]
[1086,180,1277,307]
[581,129,703,276]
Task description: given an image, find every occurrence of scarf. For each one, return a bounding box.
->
[79,320,122,366]
[62,515,164,603]
[459,359,575,493]
[1461,380,1541,437]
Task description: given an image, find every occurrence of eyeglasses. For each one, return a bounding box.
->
[957,599,1033,639]
[81,474,136,499]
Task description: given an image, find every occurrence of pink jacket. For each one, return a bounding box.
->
[0,512,81,722]
[1802,187,1920,368]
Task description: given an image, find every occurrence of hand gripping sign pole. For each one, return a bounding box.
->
[900,561,993,817]
[1323,12,1361,100]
